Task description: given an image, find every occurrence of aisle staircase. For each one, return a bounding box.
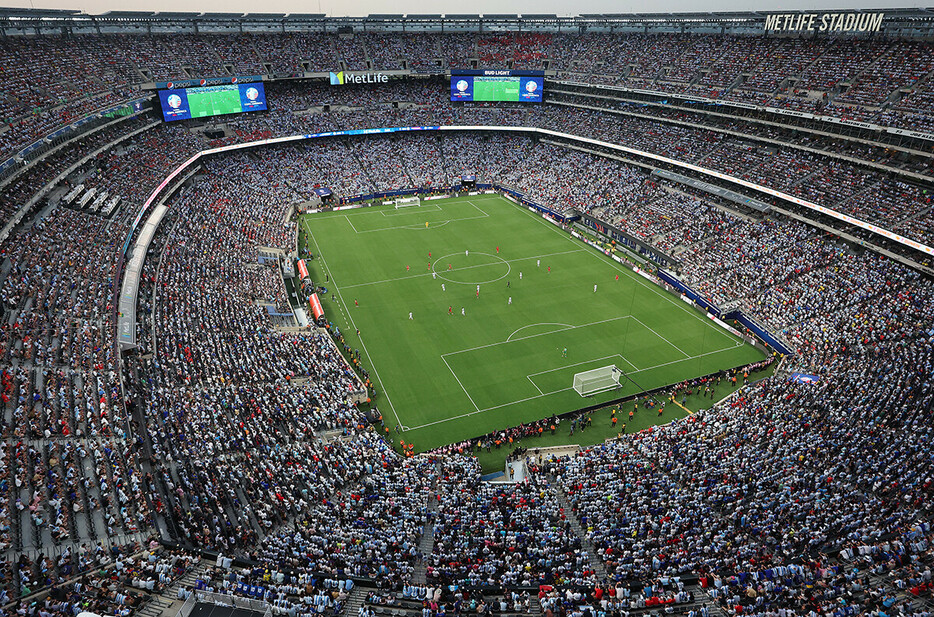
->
[340,586,367,617]
[137,561,210,617]
[410,460,442,585]
[551,483,609,582]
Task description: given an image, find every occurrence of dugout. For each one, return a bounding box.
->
[308,293,326,327]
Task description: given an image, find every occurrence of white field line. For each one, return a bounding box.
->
[340,248,585,290]
[380,203,442,216]
[515,202,738,348]
[442,316,632,358]
[412,340,742,431]
[506,322,573,342]
[350,213,488,233]
[343,199,489,233]
[526,353,638,378]
[631,316,691,359]
[442,355,480,412]
[464,200,490,217]
[302,218,403,428]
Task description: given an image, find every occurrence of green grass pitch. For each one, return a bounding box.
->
[300,195,765,452]
[187,88,242,118]
[473,77,520,101]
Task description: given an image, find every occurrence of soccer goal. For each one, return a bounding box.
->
[573,365,622,396]
[394,196,421,209]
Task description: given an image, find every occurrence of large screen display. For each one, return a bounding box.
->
[450,74,543,103]
[158,83,267,122]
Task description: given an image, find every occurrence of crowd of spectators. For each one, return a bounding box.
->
[428,457,595,588]
[118,126,934,617]
[544,283,934,611]
[3,31,934,165]
[9,72,933,247]
[0,113,234,607]
[0,33,932,617]
[197,85,934,246]
[193,563,353,617]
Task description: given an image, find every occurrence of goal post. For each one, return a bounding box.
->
[573,365,622,397]
[394,196,421,209]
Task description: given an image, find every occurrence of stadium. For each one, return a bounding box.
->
[0,4,932,617]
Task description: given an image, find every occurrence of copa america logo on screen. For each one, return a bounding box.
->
[166,94,182,109]
[521,80,539,99]
[245,87,259,101]
[452,79,470,98]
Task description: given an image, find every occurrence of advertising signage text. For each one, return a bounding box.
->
[329,71,390,85]
[764,12,884,33]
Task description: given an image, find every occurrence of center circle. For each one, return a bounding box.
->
[432,252,511,285]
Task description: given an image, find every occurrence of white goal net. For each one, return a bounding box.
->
[573,365,622,396]
[394,196,421,209]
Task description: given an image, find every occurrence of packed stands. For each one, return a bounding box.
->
[2,29,934,165]
[0,17,932,617]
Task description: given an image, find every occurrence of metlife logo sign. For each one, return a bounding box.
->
[329,71,390,85]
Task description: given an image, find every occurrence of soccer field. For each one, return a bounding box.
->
[473,77,520,101]
[300,195,765,451]
[187,88,242,117]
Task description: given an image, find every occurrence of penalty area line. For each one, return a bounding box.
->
[526,353,639,379]
[408,341,745,431]
[441,355,480,412]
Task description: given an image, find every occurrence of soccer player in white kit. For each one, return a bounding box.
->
[461,307,465,316]
[409,312,413,319]
[508,297,512,305]
[441,283,445,291]
[594,284,598,292]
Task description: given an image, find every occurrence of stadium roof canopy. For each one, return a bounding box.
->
[152,12,201,18]
[0,6,80,15]
[0,6,932,36]
[99,11,158,18]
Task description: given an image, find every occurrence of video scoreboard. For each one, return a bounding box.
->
[450,70,544,103]
[158,83,268,122]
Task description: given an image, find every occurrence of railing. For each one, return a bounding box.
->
[0,96,153,183]
[174,593,197,617]
[179,590,275,617]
